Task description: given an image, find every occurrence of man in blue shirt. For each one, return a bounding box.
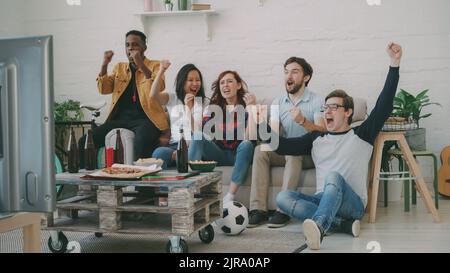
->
[248,57,326,228]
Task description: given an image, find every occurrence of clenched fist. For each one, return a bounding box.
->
[160,59,171,72]
[243,92,256,106]
[184,93,195,109]
[103,50,114,66]
[387,42,402,67]
[289,107,306,125]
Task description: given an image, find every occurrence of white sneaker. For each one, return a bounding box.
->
[303,219,322,250]
[351,220,361,237]
[223,193,234,205]
[341,219,361,237]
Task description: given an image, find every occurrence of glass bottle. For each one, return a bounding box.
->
[176,127,188,173]
[67,128,79,173]
[114,129,124,164]
[84,129,97,170]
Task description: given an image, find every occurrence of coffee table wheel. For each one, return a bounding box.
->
[166,238,188,253]
[198,224,215,244]
[48,231,68,253]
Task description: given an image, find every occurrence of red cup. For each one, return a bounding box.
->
[106,147,114,167]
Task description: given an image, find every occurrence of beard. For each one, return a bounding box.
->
[286,83,302,94]
[285,77,305,94]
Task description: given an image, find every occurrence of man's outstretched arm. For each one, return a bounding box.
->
[355,42,402,145]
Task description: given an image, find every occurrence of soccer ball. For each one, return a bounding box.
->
[215,201,249,235]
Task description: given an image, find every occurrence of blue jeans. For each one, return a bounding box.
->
[276,171,365,234]
[188,136,254,185]
[152,143,178,169]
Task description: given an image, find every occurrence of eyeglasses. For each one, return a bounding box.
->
[321,103,345,112]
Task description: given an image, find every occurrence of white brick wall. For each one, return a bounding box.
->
[1,0,449,178]
[0,0,25,36]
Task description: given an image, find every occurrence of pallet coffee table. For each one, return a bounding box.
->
[43,170,222,253]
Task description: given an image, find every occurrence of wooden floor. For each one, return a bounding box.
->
[1,198,450,253]
[278,197,450,253]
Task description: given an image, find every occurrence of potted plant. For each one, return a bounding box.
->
[384,88,441,150]
[164,0,173,11]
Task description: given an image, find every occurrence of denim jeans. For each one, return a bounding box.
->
[152,143,178,169]
[188,136,254,185]
[276,171,365,234]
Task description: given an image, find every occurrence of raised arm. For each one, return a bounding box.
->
[355,42,402,145]
[149,60,171,105]
[97,50,115,95]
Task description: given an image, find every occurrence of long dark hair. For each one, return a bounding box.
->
[210,70,248,112]
[174,64,205,103]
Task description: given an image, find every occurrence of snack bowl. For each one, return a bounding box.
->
[134,158,164,168]
[188,160,218,172]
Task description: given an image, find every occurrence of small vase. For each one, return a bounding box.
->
[165,3,173,11]
[144,0,153,11]
[178,0,187,10]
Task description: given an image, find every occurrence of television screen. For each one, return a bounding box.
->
[0,36,55,213]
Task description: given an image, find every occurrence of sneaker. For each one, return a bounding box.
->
[223,192,235,205]
[268,211,290,228]
[341,219,360,237]
[247,210,269,228]
[302,219,324,250]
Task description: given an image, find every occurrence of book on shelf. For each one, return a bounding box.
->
[191,3,211,11]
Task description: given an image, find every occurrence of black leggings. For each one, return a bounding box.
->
[78,118,161,168]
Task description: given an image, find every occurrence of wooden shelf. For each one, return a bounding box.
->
[137,10,217,17]
[136,10,219,41]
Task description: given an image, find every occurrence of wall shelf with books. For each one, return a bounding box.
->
[136,10,219,41]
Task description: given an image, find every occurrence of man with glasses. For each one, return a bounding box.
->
[272,42,402,250]
[248,57,326,228]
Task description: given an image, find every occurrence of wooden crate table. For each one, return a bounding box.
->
[43,170,222,253]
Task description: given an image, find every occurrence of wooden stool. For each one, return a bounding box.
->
[367,131,441,223]
[0,213,42,252]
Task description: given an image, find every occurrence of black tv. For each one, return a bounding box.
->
[0,36,55,213]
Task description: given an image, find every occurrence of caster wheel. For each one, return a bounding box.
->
[166,239,188,253]
[48,231,68,253]
[94,232,103,238]
[198,225,214,244]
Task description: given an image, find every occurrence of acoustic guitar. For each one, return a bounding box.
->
[438,146,450,197]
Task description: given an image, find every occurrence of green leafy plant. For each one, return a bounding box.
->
[164,0,172,4]
[392,89,441,127]
[54,99,83,122]
[54,99,84,161]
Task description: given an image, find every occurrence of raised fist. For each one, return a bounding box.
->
[160,60,171,72]
[103,50,114,66]
[387,42,402,66]
[243,92,256,106]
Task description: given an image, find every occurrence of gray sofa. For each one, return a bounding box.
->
[220,97,368,210]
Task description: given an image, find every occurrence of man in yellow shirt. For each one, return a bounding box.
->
[81,30,169,166]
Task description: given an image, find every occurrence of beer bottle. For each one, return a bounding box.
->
[114,129,124,164]
[84,129,97,170]
[67,128,79,173]
[176,127,188,173]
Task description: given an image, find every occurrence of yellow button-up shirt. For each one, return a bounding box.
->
[96,57,169,131]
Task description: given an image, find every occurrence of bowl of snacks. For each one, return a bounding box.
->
[134,158,164,168]
[188,160,218,172]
